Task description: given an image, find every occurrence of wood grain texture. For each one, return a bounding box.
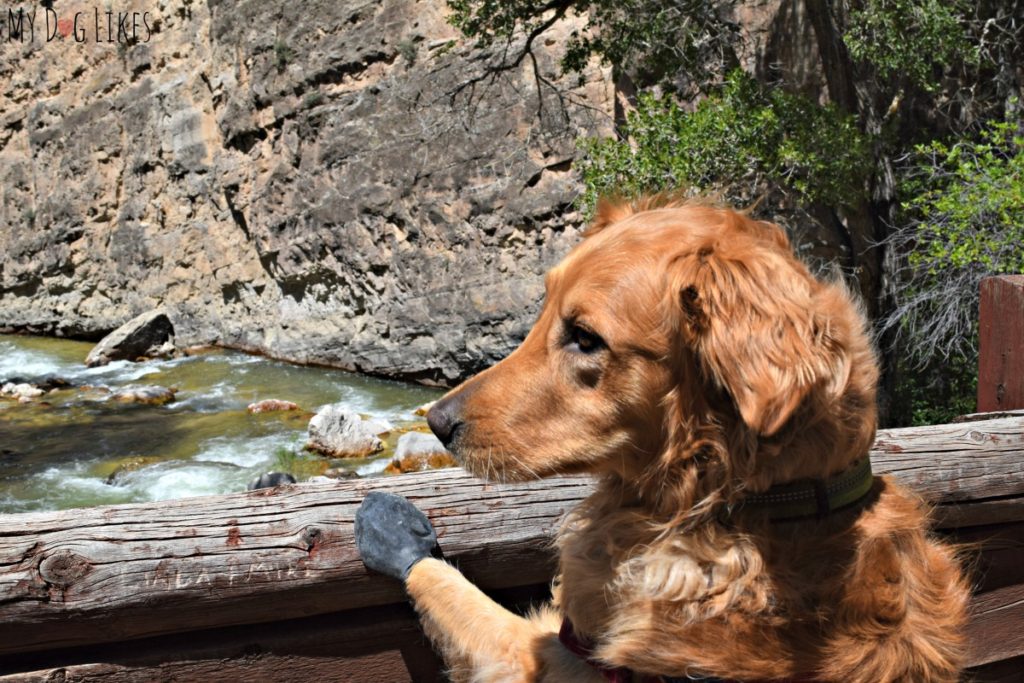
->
[952,521,1024,593]
[968,654,1024,683]
[1,652,411,683]
[967,582,1024,667]
[870,415,1024,504]
[0,602,439,682]
[0,470,586,655]
[0,581,1019,678]
[979,275,1024,412]
[0,585,551,681]
[0,415,1022,662]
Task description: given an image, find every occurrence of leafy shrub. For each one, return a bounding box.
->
[397,37,418,66]
[303,91,326,108]
[905,121,1024,276]
[887,353,978,426]
[884,114,1024,364]
[578,71,868,213]
[274,40,295,72]
[881,113,1023,425]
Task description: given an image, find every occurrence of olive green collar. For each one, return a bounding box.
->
[735,457,874,521]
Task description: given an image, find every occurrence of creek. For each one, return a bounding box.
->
[0,334,443,513]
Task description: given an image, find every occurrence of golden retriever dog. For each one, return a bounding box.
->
[408,197,969,681]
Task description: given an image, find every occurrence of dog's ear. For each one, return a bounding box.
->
[586,196,636,235]
[589,192,707,236]
[669,224,849,437]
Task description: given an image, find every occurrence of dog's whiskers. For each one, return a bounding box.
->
[506,447,542,481]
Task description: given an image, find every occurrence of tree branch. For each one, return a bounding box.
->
[446,0,573,105]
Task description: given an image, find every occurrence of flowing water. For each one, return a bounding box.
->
[0,335,443,513]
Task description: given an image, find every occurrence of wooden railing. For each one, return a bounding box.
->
[1,414,1023,681]
[979,275,1024,413]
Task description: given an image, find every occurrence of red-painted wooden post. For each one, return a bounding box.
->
[978,275,1024,412]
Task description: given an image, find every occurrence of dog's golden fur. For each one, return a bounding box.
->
[412,197,969,682]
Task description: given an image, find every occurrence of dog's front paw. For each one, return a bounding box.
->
[354,491,439,580]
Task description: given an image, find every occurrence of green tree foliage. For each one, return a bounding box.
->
[908,120,1024,277]
[448,0,738,89]
[578,71,868,212]
[844,0,977,91]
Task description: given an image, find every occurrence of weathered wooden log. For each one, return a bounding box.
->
[968,581,1024,668]
[0,603,441,682]
[0,588,548,682]
[0,471,587,659]
[0,415,1022,675]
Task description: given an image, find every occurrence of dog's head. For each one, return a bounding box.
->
[428,197,877,509]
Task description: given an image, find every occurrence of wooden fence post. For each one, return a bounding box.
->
[978,275,1024,412]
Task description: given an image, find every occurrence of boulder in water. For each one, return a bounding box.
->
[306,404,388,458]
[33,376,73,392]
[1,376,73,401]
[395,431,448,459]
[362,415,395,436]
[85,310,177,367]
[248,472,297,490]
[384,431,456,474]
[247,399,300,414]
[103,455,164,485]
[384,451,458,475]
[324,467,362,480]
[109,385,177,405]
[1,382,44,400]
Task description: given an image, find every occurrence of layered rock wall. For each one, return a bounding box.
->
[0,0,614,384]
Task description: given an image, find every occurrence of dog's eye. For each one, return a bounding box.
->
[568,325,604,354]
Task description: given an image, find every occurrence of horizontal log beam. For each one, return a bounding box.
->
[870,414,1024,505]
[967,582,1024,667]
[0,602,445,682]
[0,582,1017,679]
[0,415,1022,659]
[0,471,586,657]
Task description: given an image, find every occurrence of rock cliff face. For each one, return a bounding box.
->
[0,0,613,384]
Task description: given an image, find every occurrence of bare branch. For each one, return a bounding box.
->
[445,1,572,106]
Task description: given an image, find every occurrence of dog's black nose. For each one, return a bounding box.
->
[427,391,467,447]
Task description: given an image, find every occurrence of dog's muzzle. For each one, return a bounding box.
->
[427,390,468,448]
